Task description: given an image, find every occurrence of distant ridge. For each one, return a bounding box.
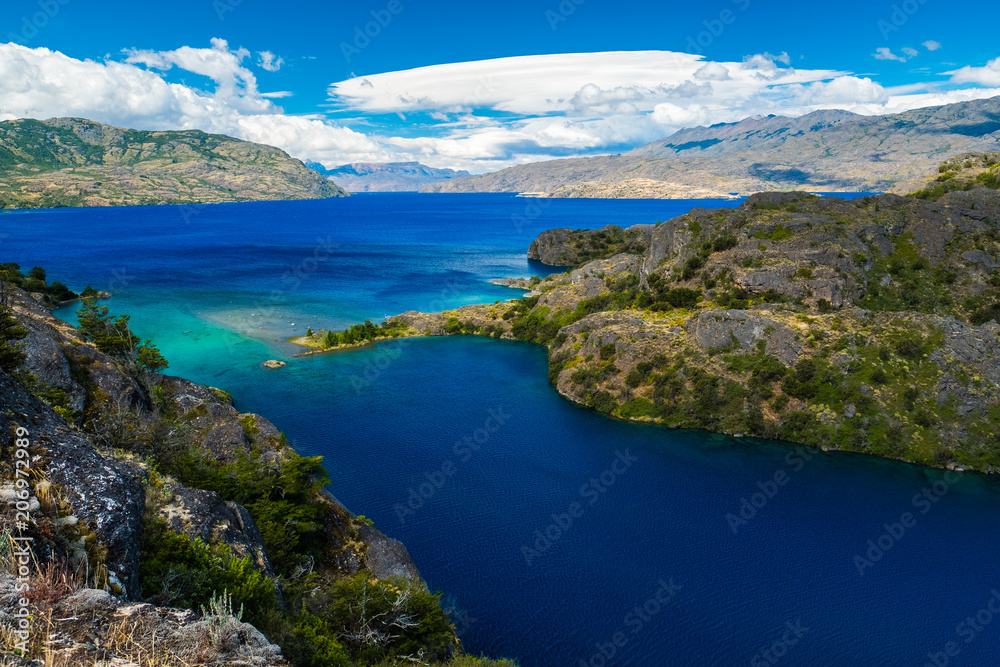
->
[309,161,471,192]
[0,117,348,208]
[424,96,1000,197]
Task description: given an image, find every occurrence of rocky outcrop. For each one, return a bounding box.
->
[685,309,803,366]
[0,367,145,597]
[0,577,287,666]
[155,479,277,577]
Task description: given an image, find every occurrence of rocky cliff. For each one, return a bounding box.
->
[395,155,1000,473]
[0,280,474,665]
[424,96,1000,197]
[0,118,347,209]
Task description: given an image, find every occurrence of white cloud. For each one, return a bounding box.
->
[329,51,840,116]
[0,42,384,166]
[125,38,263,107]
[902,47,919,58]
[947,57,1000,87]
[694,63,731,81]
[1,42,999,175]
[257,51,284,72]
[651,102,711,127]
[874,47,907,62]
[794,76,890,105]
[923,40,942,51]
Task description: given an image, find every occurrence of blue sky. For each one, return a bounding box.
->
[2,0,999,171]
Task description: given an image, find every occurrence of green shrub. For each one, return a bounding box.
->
[591,391,617,413]
[139,517,277,619]
[662,288,701,309]
[159,448,331,576]
[327,574,457,663]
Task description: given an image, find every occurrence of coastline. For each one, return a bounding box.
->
[372,318,989,476]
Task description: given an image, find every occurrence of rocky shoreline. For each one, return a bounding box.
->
[389,159,1000,474]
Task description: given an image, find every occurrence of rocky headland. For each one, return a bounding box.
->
[0,274,509,665]
[396,155,1000,473]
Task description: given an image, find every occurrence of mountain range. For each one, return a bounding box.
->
[424,96,1000,197]
[308,161,471,192]
[0,118,347,208]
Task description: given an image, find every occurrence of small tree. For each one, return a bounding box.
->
[77,300,140,357]
[137,340,169,373]
[76,300,168,383]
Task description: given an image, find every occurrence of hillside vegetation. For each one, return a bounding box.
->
[0,268,511,666]
[395,155,1000,472]
[0,117,347,208]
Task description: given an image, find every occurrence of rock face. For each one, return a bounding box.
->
[685,309,803,366]
[0,117,347,209]
[155,479,277,576]
[543,178,738,200]
[425,96,1000,197]
[0,368,145,597]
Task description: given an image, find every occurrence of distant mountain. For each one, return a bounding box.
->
[309,161,470,192]
[0,117,347,208]
[424,96,1000,197]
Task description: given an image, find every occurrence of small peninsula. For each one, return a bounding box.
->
[393,154,1000,473]
[0,118,347,209]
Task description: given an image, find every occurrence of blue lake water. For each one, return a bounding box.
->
[4,193,999,666]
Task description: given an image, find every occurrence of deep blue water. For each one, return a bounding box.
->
[4,193,999,666]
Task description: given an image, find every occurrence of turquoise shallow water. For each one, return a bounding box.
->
[5,193,1000,666]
